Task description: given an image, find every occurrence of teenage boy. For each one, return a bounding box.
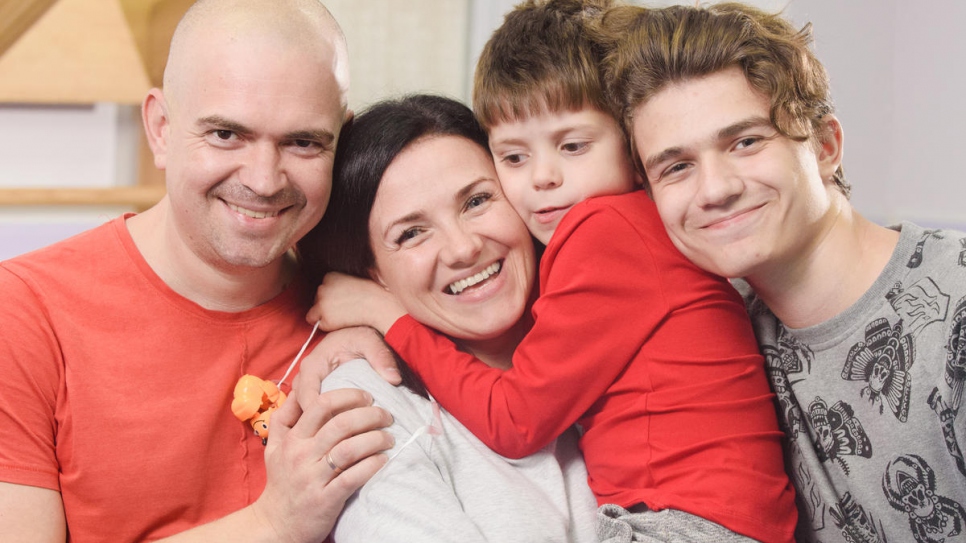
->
[599,3,966,542]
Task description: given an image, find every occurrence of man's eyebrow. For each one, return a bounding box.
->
[198,115,252,135]
[285,129,336,146]
[196,116,335,146]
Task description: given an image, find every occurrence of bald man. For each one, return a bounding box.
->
[0,1,395,541]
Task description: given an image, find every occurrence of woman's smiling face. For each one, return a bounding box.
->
[368,135,536,343]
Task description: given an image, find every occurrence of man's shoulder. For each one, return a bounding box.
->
[0,216,133,311]
[2,217,125,278]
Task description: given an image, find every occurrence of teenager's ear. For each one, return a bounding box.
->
[816,114,844,183]
[142,88,170,171]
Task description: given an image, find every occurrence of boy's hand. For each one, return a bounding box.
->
[292,326,402,411]
[306,272,406,334]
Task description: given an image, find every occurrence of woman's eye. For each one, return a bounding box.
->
[394,228,421,245]
[465,193,492,210]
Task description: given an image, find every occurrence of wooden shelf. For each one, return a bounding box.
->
[0,186,166,208]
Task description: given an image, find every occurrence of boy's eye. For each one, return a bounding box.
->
[561,141,588,153]
[502,153,524,165]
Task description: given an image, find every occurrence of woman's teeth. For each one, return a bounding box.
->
[448,261,502,294]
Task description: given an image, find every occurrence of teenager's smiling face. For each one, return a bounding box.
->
[632,67,843,280]
[368,135,536,342]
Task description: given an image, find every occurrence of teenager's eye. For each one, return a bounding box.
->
[735,137,761,150]
[657,162,691,182]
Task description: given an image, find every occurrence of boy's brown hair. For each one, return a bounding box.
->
[596,2,849,196]
[473,0,616,130]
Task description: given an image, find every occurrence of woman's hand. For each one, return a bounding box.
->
[306,272,406,334]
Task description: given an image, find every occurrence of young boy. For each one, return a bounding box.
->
[311,1,796,541]
[597,3,966,542]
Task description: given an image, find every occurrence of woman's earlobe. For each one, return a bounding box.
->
[368,268,389,289]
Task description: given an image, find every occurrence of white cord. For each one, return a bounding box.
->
[277,320,320,388]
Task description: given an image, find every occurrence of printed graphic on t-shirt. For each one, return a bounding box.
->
[841,318,913,422]
[828,492,885,543]
[887,278,949,337]
[882,454,966,543]
[945,296,966,406]
[764,347,805,438]
[927,388,966,477]
[907,230,944,269]
[806,397,872,474]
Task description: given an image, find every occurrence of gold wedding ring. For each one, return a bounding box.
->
[325,451,344,474]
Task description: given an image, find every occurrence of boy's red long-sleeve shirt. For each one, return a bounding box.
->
[385,191,797,543]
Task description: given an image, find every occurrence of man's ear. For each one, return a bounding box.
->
[142,88,170,171]
[816,114,844,183]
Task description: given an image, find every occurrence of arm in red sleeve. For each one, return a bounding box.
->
[385,203,669,458]
[0,265,62,490]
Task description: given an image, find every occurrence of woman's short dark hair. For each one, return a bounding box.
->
[298,94,490,285]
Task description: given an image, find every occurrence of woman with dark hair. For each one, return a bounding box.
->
[297,95,597,542]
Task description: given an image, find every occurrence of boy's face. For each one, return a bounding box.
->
[631,67,842,281]
[488,107,639,244]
